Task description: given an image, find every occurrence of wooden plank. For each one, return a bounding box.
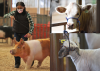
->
[51,22,67,27]
[76,0,82,5]
[50,33,64,71]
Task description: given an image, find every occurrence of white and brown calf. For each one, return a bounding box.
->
[59,33,100,71]
[56,2,96,32]
[10,38,50,70]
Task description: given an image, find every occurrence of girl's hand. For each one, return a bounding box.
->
[24,33,32,38]
[10,16,15,20]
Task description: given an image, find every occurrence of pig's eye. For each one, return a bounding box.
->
[17,47,20,48]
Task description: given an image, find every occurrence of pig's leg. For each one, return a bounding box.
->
[37,61,43,68]
[11,34,14,46]
[25,57,33,70]
[23,58,27,63]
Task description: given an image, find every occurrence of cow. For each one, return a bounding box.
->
[10,38,50,70]
[58,33,100,71]
[55,2,96,33]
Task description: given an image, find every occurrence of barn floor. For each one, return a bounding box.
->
[0,43,50,71]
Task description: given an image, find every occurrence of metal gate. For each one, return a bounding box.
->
[0,0,11,43]
[31,14,50,39]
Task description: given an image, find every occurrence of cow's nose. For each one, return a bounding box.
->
[67,23,74,29]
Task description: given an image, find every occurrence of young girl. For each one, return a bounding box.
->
[4,2,34,68]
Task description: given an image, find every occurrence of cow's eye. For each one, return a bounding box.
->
[76,13,79,15]
[70,43,73,45]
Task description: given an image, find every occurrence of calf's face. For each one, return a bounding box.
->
[58,40,79,58]
[10,38,25,56]
[56,2,91,29]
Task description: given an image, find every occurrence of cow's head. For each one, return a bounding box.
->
[56,2,92,29]
[58,40,80,58]
[58,33,80,58]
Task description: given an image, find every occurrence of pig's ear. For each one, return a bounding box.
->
[13,37,18,44]
[55,6,67,14]
[20,38,24,44]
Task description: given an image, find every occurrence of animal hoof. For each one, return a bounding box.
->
[37,65,40,68]
[15,64,20,68]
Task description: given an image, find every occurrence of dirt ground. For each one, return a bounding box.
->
[0,42,50,71]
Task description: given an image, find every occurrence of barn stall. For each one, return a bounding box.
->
[50,0,98,71]
[0,0,50,71]
[51,0,97,33]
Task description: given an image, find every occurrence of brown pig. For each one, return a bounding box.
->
[10,38,50,70]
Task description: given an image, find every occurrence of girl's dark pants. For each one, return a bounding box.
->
[14,33,28,67]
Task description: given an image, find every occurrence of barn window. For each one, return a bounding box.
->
[12,0,50,8]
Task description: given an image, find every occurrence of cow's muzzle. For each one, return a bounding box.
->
[58,47,69,58]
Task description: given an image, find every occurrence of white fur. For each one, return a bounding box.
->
[56,2,96,32]
[23,40,43,70]
[63,33,100,71]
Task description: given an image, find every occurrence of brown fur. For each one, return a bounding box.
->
[11,38,50,68]
[57,7,66,13]
[12,38,30,58]
[36,38,50,59]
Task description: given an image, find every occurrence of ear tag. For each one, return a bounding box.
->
[85,9,88,13]
[59,39,66,43]
[22,41,23,44]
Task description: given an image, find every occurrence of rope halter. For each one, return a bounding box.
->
[66,17,80,32]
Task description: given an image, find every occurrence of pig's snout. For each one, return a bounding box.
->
[10,50,15,55]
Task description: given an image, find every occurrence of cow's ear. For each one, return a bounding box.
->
[82,5,91,13]
[13,37,18,44]
[55,6,67,14]
[20,38,24,45]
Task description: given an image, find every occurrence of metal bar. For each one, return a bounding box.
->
[39,15,42,38]
[44,0,45,15]
[43,15,44,38]
[36,16,37,39]
[37,0,40,14]
[96,0,100,32]
[50,0,52,33]
[3,0,6,26]
[46,0,48,38]
[3,0,6,15]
